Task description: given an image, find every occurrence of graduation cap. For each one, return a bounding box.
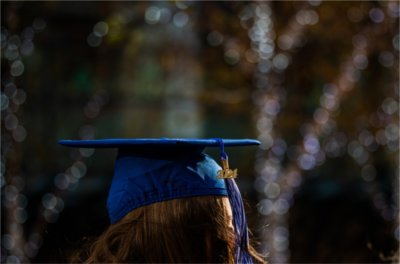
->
[59,138,260,263]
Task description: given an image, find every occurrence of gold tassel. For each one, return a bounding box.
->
[217,158,238,179]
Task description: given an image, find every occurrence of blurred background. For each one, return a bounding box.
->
[1,1,399,263]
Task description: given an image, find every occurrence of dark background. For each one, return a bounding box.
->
[1,1,399,263]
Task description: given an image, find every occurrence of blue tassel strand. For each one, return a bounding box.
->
[226,178,253,263]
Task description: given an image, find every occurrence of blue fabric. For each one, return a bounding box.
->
[59,138,260,148]
[108,152,228,224]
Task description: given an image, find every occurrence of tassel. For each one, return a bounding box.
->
[226,178,253,263]
[214,138,252,262]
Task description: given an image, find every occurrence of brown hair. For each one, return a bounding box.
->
[72,196,266,263]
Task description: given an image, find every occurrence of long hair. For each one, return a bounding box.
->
[72,196,266,263]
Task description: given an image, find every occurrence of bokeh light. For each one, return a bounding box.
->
[1,2,398,263]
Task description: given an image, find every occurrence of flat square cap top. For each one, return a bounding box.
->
[58,138,260,148]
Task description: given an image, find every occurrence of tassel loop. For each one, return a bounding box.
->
[214,138,238,179]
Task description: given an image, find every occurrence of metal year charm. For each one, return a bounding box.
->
[217,158,238,179]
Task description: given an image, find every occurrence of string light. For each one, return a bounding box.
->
[245,2,399,263]
[1,15,47,263]
[2,14,111,262]
[239,1,321,262]
[32,88,109,243]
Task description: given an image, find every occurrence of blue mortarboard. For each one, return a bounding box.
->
[59,138,260,263]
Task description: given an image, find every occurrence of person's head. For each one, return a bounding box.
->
[78,196,236,263]
[60,138,266,263]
